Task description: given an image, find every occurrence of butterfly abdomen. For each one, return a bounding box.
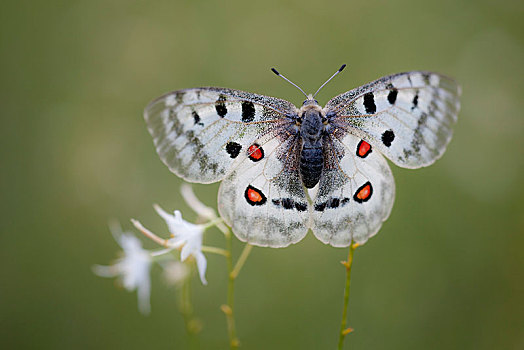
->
[300,142,323,188]
[299,107,325,189]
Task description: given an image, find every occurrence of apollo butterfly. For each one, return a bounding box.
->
[144,66,460,247]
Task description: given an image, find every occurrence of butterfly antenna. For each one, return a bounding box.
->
[271,68,308,99]
[312,64,347,99]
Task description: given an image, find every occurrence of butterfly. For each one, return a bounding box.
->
[144,65,460,248]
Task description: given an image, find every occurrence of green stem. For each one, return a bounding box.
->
[337,242,357,350]
[202,217,225,230]
[223,229,240,349]
[231,244,253,279]
[201,245,229,256]
[180,270,200,350]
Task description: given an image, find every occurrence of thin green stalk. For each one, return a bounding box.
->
[201,245,229,256]
[231,244,253,279]
[337,242,358,349]
[222,229,239,349]
[180,270,200,350]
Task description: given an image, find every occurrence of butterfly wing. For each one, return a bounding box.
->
[218,129,310,248]
[144,87,298,183]
[324,71,460,168]
[311,132,395,247]
[313,71,459,246]
[145,87,309,247]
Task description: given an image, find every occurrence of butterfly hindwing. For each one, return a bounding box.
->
[325,71,460,169]
[144,87,298,183]
[218,134,310,248]
[311,132,395,247]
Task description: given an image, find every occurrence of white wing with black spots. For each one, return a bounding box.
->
[218,134,310,248]
[325,71,460,169]
[311,133,395,247]
[144,87,298,183]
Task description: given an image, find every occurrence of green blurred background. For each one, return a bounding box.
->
[2,0,523,349]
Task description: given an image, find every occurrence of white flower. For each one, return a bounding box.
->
[154,204,208,285]
[93,223,152,315]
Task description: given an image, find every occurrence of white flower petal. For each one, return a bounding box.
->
[154,204,205,238]
[194,252,208,285]
[154,204,175,227]
[180,243,192,262]
[95,228,152,315]
[151,205,208,285]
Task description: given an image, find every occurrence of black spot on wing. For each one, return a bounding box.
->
[363,92,376,114]
[225,142,242,158]
[314,202,327,212]
[295,202,307,212]
[387,88,398,105]
[241,101,255,122]
[314,197,350,211]
[281,198,294,210]
[411,93,419,111]
[327,198,340,209]
[272,198,308,212]
[215,95,227,117]
[382,129,395,147]
[192,110,202,125]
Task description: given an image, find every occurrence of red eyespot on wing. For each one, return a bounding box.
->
[357,140,372,158]
[248,144,264,162]
[244,185,267,206]
[353,182,373,203]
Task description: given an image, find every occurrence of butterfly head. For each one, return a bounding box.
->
[298,103,325,138]
[302,94,319,106]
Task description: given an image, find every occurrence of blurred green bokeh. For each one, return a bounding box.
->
[1,0,523,349]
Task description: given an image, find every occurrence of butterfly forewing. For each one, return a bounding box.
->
[325,71,460,169]
[144,87,298,183]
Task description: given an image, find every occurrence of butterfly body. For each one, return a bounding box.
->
[145,71,460,248]
[297,101,325,188]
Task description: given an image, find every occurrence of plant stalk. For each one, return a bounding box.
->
[223,230,239,349]
[337,242,357,349]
